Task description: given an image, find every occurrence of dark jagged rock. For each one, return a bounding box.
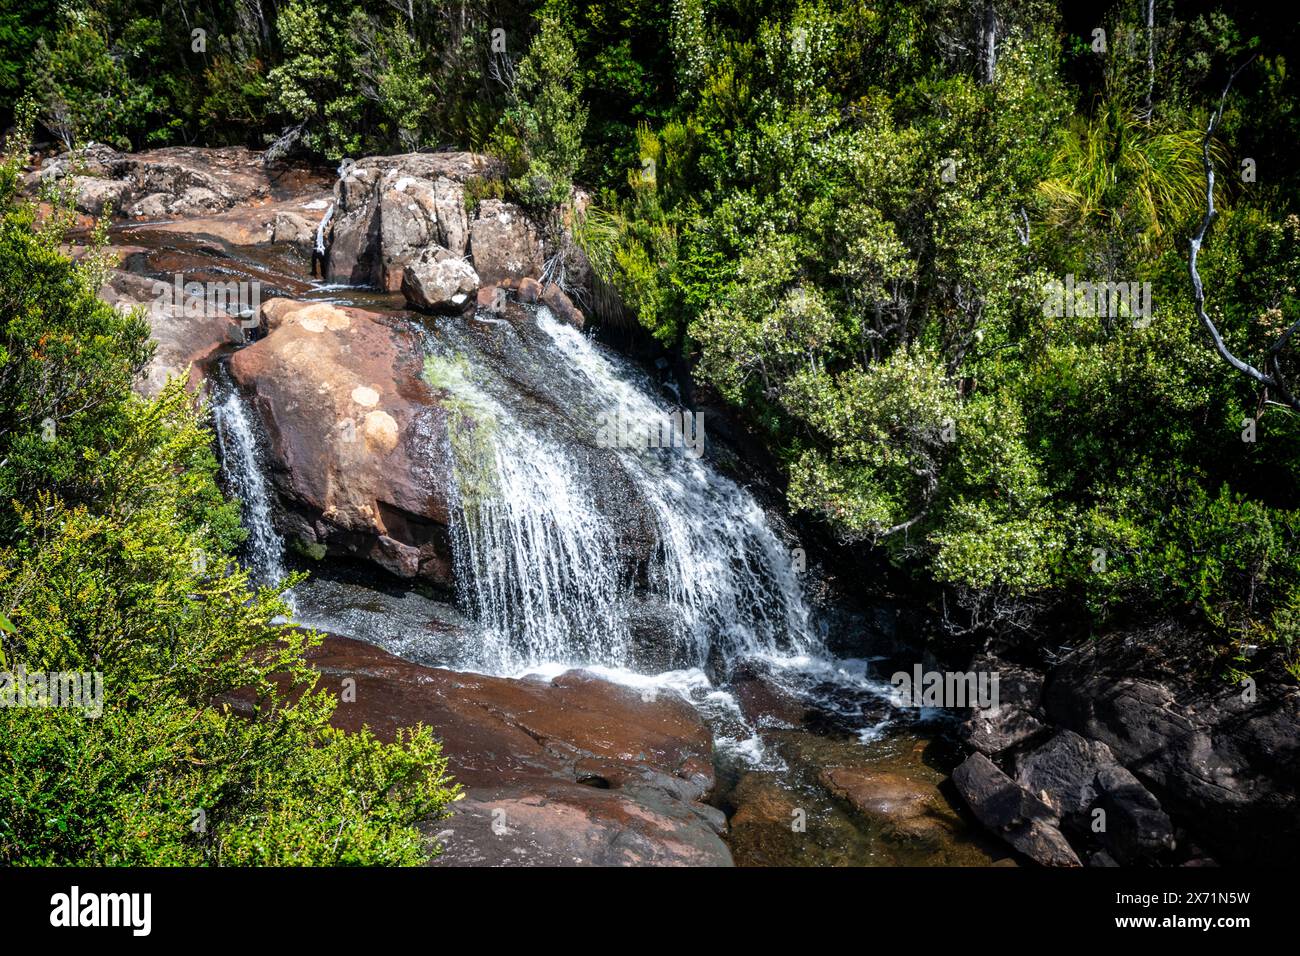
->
[1093,764,1176,863]
[495,276,585,328]
[1012,729,1175,863]
[1014,729,1120,818]
[1042,628,1299,866]
[963,707,1045,756]
[952,752,1080,866]
[960,655,1047,756]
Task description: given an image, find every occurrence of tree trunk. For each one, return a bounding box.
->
[1145,0,1156,121]
[982,1,997,84]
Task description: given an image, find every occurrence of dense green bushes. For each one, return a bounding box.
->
[566,2,1300,676]
[6,0,537,158]
[7,1,1299,677]
[0,134,458,864]
[495,10,588,208]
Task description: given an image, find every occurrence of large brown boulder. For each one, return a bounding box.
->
[228,302,454,583]
[322,154,590,315]
[301,635,731,867]
[468,199,545,286]
[377,175,471,288]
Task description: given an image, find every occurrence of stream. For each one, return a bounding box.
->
[115,223,1007,867]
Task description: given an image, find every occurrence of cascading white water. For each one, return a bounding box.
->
[207,302,893,767]
[315,203,334,257]
[431,353,631,672]
[450,427,634,671]
[428,307,819,676]
[535,311,816,666]
[213,389,289,591]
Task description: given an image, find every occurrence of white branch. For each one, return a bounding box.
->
[1187,57,1299,412]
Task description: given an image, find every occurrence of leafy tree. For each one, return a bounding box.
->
[268,0,366,159]
[571,1,1300,676]
[498,10,589,208]
[1038,96,1211,258]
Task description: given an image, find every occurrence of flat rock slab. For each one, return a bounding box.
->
[430,782,731,867]
[98,269,245,397]
[28,144,332,226]
[304,635,732,867]
[144,194,334,248]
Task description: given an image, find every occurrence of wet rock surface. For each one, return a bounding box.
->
[715,658,1007,867]
[820,766,964,841]
[721,729,1010,867]
[303,635,731,866]
[228,301,455,584]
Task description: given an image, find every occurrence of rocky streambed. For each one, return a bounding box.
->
[29,144,1299,868]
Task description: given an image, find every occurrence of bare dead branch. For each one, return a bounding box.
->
[1187,56,1300,412]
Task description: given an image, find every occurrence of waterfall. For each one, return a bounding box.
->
[535,311,815,666]
[429,350,631,672]
[213,388,289,593]
[425,307,818,676]
[315,202,334,257]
